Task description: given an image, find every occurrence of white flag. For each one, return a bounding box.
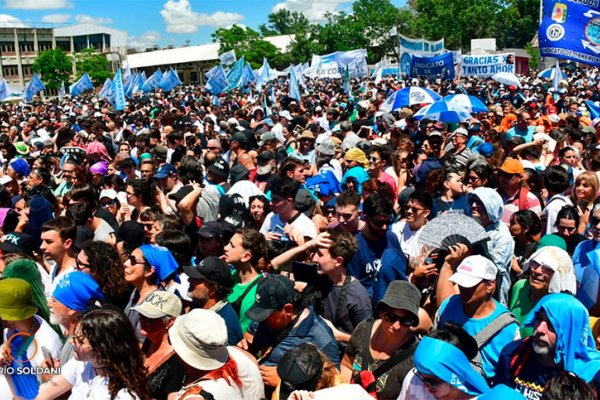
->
[219,49,237,66]
[388,26,397,37]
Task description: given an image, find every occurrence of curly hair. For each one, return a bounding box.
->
[79,241,128,302]
[79,308,150,400]
[127,179,156,207]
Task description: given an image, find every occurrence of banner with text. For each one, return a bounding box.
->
[305,49,368,79]
[399,35,445,75]
[460,53,515,77]
[410,52,455,80]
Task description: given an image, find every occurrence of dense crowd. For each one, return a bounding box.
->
[0,66,598,400]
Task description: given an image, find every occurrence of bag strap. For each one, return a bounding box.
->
[518,188,529,212]
[471,311,517,369]
[231,276,263,316]
[372,337,417,379]
[334,275,353,330]
[256,312,302,365]
[360,320,376,371]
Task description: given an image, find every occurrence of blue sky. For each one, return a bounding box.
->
[0,0,407,49]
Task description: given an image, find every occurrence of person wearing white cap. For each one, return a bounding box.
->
[272,110,292,145]
[443,127,472,171]
[169,309,244,399]
[435,254,519,380]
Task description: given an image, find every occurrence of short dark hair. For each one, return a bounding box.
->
[556,205,580,226]
[279,157,304,179]
[335,190,360,208]
[511,210,542,237]
[408,190,433,211]
[544,166,570,194]
[326,229,357,267]
[363,194,393,217]
[237,228,267,266]
[41,216,77,243]
[270,177,299,201]
[542,372,595,400]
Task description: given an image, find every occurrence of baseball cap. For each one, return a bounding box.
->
[207,158,230,179]
[246,275,296,322]
[231,132,248,145]
[448,255,498,288]
[183,256,235,289]
[0,232,35,255]
[132,290,182,318]
[153,164,177,179]
[498,157,524,175]
[279,110,292,120]
[277,344,324,400]
[53,271,104,313]
[450,127,469,139]
[99,189,118,200]
[230,164,249,184]
[219,194,246,217]
[197,221,232,240]
[259,132,277,146]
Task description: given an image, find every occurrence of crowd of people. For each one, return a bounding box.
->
[0,65,597,400]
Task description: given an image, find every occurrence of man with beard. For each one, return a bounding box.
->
[184,256,243,345]
[495,294,600,399]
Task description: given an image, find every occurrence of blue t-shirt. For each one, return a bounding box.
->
[437,295,519,379]
[506,126,534,143]
[431,195,471,218]
[348,231,407,304]
[216,303,243,346]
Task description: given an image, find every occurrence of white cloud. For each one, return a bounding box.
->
[0,14,27,27]
[75,14,113,25]
[160,0,243,34]
[42,13,71,23]
[272,0,351,21]
[4,0,71,10]
[128,30,161,49]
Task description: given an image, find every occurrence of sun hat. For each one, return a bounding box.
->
[448,255,497,288]
[132,290,182,318]
[0,278,37,321]
[169,309,229,370]
[377,280,421,325]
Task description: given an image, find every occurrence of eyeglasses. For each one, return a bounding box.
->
[415,372,443,388]
[100,200,115,208]
[382,310,414,327]
[368,216,391,228]
[369,157,381,163]
[75,258,91,271]
[128,255,147,266]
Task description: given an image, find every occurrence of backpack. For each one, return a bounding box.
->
[470,311,518,376]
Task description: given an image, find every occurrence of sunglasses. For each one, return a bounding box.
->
[415,372,443,388]
[383,310,414,327]
[75,258,91,271]
[128,255,147,266]
[368,216,391,228]
[100,200,116,208]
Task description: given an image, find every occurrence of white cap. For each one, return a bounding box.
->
[99,189,117,200]
[279,110,292,120]
[93,112,102,118]
[448,255,497,288]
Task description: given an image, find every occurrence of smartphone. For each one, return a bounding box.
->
[41,346,53,364]
[293,125,304,136]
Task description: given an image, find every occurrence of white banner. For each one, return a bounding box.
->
[399,35,445,75]
[460,53,515,77]
[305,49,368,79]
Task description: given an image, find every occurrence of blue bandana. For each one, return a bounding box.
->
[9,158,30,177]
[53,271,104,312]
[414,337,489,396]
[140,244,180,284]
[523,293,600,381]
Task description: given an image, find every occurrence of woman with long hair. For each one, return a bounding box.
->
[36,307,151,400]
[571,170,599,234]
[247,195,270,230]
[77,240,131,309]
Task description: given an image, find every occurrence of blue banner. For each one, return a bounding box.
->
[206,65,228,95]
[142,69,163,92]
[539,0,600,66]
[69,73,94,97]
[158,68,181,92]
[410,52,455,80]
[98,78,112,99]
[226,57,245,91]
[111,68,126,111]
[24,74,45,102]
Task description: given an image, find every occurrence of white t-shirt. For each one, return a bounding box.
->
[62,359,139,400]
[391,221,423,263]
[260,211,317,239]
[397,369,435,400]
[227,181,264,206]
[228,346,264,400]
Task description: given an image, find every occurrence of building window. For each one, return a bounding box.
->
[38,42,53,51]
[0,42,15,53]
[2,66,18,77]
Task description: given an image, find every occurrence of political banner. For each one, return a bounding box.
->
[399,35,445,75]
[305,49,368,79]
[410,52,455,80]
[539,0,600,66]
[460,53,515,77]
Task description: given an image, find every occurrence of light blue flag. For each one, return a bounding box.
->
[124,72,138,98]
[294,64,306,86]
[124,63,131,80]
[585,100,600,120]
[263,93,272,116]
[142,69,163,92]
[219,49,237,66]
[58,81,66,99]
[241,62,255,87]
[212,95,221,106]
[171,68,182,85]
[0,78,10,101]
[256,58,271,90]
[270,86,276,106]
[289,67,301,101]
[69,73,94,97]
[206,65,228,95]
[159,68,182,92]
[226,57,245,91]
[99,78,112,99]
[206,65,218,80]
[24,74,45,103]
[552,60,564,91]
[111,68,126,111]
[140,71,147,83]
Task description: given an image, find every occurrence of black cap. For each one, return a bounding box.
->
[219,194,246,217]
[207,158,230,179]
[277,344,323,400]
[183,256,235,289]
[230,164,249,184]
[246,275,296,322]
[117,221,145,251]
[168,185,195,203]
[0,232,35,255]
[257,151,276,165]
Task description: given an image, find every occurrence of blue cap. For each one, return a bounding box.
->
[9,158,30,177]
[153,164,177,179]
[53,271,104,312]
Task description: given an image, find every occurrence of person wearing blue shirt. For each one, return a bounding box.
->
[506,112,534,144]
[435,255,520,380]
[572,218,600,310]
[348,195,407,304]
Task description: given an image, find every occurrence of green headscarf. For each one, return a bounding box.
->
[2,259,60,336]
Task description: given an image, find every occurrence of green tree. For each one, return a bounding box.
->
[32,49,72,91]
[496,0,540,49]
[258,9,311,36]
[524,43,539,70]
[212,25,282,68]
[74,48,111,86]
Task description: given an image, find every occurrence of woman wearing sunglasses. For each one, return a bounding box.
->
[340,281,422,400]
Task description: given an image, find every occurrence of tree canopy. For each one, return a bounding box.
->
[32,49,72,91]
[75,48,111,86]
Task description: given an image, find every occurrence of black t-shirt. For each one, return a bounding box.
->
[148,353,187,400]
[322,278,373,335]
[346,320,417,400]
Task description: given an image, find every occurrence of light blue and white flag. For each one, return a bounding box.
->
[111,68,126,111]
[99,78,112,99]
[24,74,45,103]
[241,62,256,87]
[142,69,163,92]
[124,72,138,98]
[69,73,94,97]
[256,58,271,90]
[552,60,564,90]
[212,95,221,106]
[0,79,10,101]
[58,81,66,99]
[206,65,228,95]
[263,93,272,116]
[124,62,131,80]
[226,57,245,91]
[159,68,182,92]
[289,66,301,101]
[205,65,218,80]
[219,49,237,66]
